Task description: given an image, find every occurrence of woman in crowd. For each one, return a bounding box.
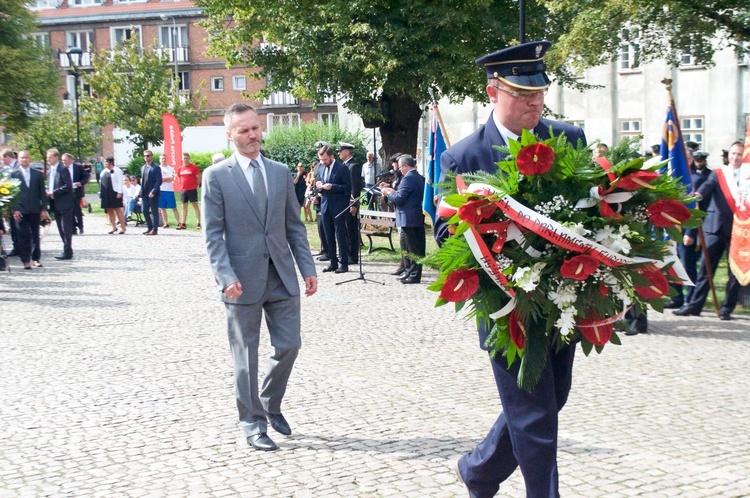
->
[158,155,179,228]
[293,162,311,222]
[100,157,126,234]
[303,163,317,223]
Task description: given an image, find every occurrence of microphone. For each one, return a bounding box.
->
[375,171,393,179]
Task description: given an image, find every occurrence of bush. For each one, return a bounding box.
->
[262,120,367,172]
[126,150,234,178]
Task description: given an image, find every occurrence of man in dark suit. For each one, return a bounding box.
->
[203,104,317,451]
[337,142,362,264]
[70,158,89,235]
[379,155,425,284]
[140,150,162,235]
[674,141,747,321]
[436,41,586,497]
[315,144,351,273]
[46,149,75,260]
[10,150,49,269]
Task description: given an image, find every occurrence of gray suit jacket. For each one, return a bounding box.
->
[202,154,316,304]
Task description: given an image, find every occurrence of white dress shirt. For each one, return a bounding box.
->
[234,152,267,194]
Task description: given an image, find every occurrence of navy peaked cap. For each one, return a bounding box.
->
[475,40,551,90]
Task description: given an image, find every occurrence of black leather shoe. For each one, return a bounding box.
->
[720,312,732,321]
[8,250,18,257]
[247,433,278,451]
[267,413,292,436]
[391,268,406,276]
[316,255,330,261]
[625,324,647,336]
[322,265,337,272]
[401,276,421,284]
[54,253,73,260]
[663,299,684,309]
[334,266,349,274]
[673,307,700,317]
[349,257,358,264]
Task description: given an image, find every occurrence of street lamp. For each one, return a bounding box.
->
[160,14,179,92]
[66,46,83,162]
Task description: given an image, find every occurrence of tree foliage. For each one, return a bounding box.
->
[81,36,208,154]
[197,0,555,156]
[544,0,750,70]
[0,0,60,132]
[9,105,100,163]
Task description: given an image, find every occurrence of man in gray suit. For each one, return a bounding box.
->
[203,103,318,451]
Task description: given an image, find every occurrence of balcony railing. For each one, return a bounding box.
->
[263,91,298,107]
[155,47,190,63]
[58,50,93,68]
[178,90,191,104]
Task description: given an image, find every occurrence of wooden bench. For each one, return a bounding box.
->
[359,209,397,254]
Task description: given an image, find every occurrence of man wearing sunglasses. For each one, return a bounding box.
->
[436,41,587,498]
[140,150,162,235]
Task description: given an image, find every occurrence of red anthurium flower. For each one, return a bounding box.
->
[645,199,691,228]
[635,266,669,299]
[560,254,598,281]
[440,269,480,302]
[508,310,526,349]
[577,315,614,346]
[516,143,555,176]
[614,171,660,191]
[458,199,497,224]
[598,284,608,297]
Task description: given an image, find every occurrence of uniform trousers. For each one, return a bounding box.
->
[224,264,301,437]
[684,231,742,314]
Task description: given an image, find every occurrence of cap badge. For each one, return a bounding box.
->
[535,44,543,58]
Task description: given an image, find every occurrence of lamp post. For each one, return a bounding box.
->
[160,14,179,91]
[66,47,83,161]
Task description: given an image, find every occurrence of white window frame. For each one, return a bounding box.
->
[28,0,61,9]
[70,0,100,6]
[318,113,337,126]
[31,32,50,47]
[232,75,246,91]
[110,26,142,49]
[619,119,641,139]
[263,90,298,106]
[680,51,695,66]
[175,71,190,91]
[565,120,585,133]
[682,116,705,150]
[618,29,640,71]
[159,25,189,49]
[211,76,224,92]
[266,113,300,132]
[67,30,94,52]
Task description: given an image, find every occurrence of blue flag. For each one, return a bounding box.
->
[660,106,693,208]
[424,107,447,223]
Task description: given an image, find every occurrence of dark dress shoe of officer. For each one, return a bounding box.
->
[673,306,700,317]
[316,255,330,261]
[391,267,406,276]
[334,265,349,274]
[54,253,73,260]
[247,433,278,451]
[663,298,684,309]
[322,265,337,272]
[401,276,421,284]
[267,413,292,436]
[624,323,648,336]
[720,312,732,321]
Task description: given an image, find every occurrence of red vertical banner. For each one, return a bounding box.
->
[162,113,183,192]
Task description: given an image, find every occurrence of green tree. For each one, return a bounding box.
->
[198,0,557,157]
[9,105,100,165]
[543,0,749,71]
[0,0,60,132]
[81,36,208,154]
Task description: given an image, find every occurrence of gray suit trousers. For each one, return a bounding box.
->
[224,264,301,437]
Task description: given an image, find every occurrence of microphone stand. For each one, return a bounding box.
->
[335,183,385,286]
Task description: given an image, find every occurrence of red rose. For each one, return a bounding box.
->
[516,143,554,176]
[440,269,480,302]
[646,199,691,228]
[613,171,660,191]
[560,254,598,281]
[508,310,526,349]
[634,266,669,299]
[458,199,497,224]
[577,315,614,346]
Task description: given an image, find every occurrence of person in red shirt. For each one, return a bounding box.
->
[177,152,202,229]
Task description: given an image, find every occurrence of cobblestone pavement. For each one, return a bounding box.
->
[1,217,749,498]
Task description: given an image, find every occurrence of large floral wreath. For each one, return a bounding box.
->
[426,130,704,391]
[0,175,21,216]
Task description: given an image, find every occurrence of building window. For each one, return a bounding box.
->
[682,116,704,150]
[263,90,297,106]
[318,113,337,126]
[67,30,94,52]
[29,0,61,9]
[158,25,189,62]
[618,29,640,70]
[565,120,585,133]
[111,27,141,48]
[71,0,99,5]
[31,33,50,47]
[211,77,224,92]
[619,119,641,139]
[232,75,246,91]
[680,51,695,66]
[321,94,337,104]
[175,71,190,91]
[267,113,300,132]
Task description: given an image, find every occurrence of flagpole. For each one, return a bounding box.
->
[433,103,451,149]
[662,78,720,317]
